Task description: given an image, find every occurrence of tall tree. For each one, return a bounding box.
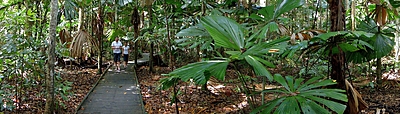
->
[44,0,58,113]
[97,0,104,74]
[132,6,140,68]
[328,0,367,113]
[327,0,349,113]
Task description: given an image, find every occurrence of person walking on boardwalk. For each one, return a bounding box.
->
[111,37,122,72]
[122,41,130,69]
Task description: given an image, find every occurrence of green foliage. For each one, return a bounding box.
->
[160,60,229,89]
[201,15,245,50]
[273,0,305,19]
[64,0,78,20]
[251,75,348,114]
[107,29,127,41]
[161,15,290,91]
[389,0,400,8]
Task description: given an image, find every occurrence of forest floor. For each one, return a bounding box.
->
[136,66,400,114]
[2,66,107,114]
[3,64,399,114]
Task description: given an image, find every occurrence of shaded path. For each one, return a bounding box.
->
[77,53,149,114]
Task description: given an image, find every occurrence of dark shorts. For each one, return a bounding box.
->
[113,53,121,62]
[123,54,129,62]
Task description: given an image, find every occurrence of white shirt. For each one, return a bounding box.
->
[111,41,122,53]
[123,45,129,54]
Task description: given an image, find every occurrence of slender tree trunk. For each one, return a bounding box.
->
[351,0,356,31]
[165,5,172,68]
[377,58,382,84]
[78,7,84,31]
[132,7,140,68]
[24,0,34,37]
[148,3,154,72]
[97,0,104,74]
[44,0,58,113]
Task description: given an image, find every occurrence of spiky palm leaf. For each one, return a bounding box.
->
[251,75,347,114]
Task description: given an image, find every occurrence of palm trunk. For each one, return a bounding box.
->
[44,0,58,113]
[328,0,368,113]
[328,0,348,113]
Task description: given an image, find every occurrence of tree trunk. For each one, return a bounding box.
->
[165,5,172,69]
[24,0,34,37]
[328,0,367,113]
[78,7,84,31]
[328,0,346,88]
[377,58,382,84]
[328,0,348,113]
[44,0,58,113]
[148,4,154,72]
[132,7,140,68]
[97,0,104,74]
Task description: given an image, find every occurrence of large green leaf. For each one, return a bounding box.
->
[369,33,394,59]
[107,29,126,41]
[259,22,280,38]
[251,97,286,114]
[299,79,337,91]
[253,56,276,68]
[164,60,229,84]
[274,97,300,114]
[389,0,400,8]
[274,74,290,92]
[307,96,347,114]
[201,15,244,50]
[314,31,349,41]
[298,98,330,114]
[339,43,359,52]
[243,37,290,56]
[244,55,273,80]
[175,24,210,37]
[207,61,229,80]
[273,0,305,19]
[64,0,78,20]
[254,75,347,114]
[301,89,347,102]
[259,5,275,20]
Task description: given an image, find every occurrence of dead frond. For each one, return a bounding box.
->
[59,29,73,48]
[290,29,326,44]
[346,80,369,114]
[69,30,99,58]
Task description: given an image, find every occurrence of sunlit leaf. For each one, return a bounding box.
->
[273,0,305,19]
[176,24,210,37]
[163,60,229,84]
[201,15,244,50]
[245,55,273,81]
